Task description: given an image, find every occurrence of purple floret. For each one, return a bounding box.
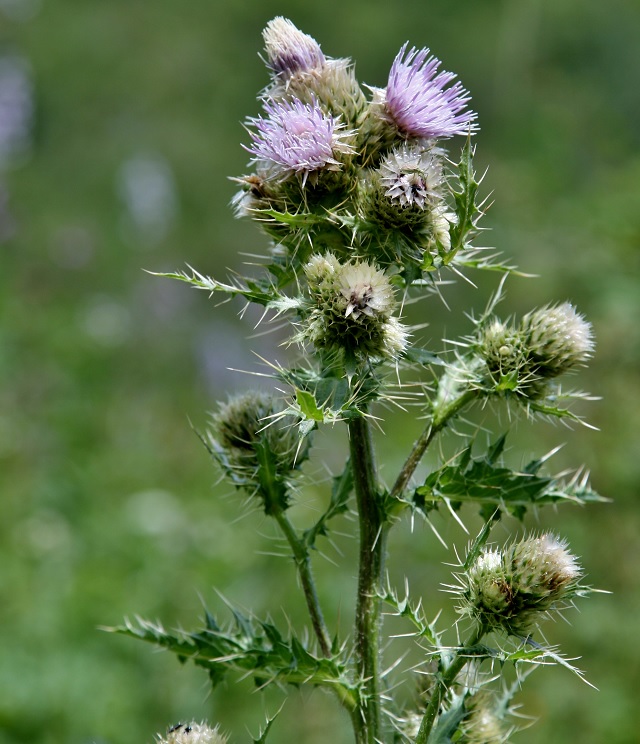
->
[385,43,477,139]
[245,99,354,180]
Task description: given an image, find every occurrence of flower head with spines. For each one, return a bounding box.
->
[209,391,309,514]
[458,533,582,635]
[520,302,594,379]
[262,16,326,78]
[302,253,408,362]
[382,43,478,140]
[245,98,356,186]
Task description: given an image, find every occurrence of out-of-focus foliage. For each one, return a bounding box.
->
[0,1,637,743]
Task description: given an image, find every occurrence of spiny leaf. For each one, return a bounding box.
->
[427,694,467,744]
[304,460,353,549]
[251,707,283,744]
[403,347,445,367]
[463,512,500,571]
[414,436,606,519]
[150,267,293,308]
[295,388,325,422]
[104,608,358,698]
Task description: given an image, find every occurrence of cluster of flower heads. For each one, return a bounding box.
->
[157,722,227,744]
[234,16,477,276]
[473,302,594,399]
[457,534,582,636]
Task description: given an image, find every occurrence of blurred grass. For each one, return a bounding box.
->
[0,1,638,742]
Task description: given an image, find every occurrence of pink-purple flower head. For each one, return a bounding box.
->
[263,17,326,77]
[384,43,477,140]
[245,98,355,184]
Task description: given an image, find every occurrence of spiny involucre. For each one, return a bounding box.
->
[363,144,453,243]
[210,391,308,512]
[520,302,594,378]
[302,253,408,361]
[474,303,595,398]
[460,534,582,635]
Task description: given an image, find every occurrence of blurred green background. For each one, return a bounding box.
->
[1,1,638,742]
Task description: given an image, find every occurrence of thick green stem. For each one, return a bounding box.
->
[390,388,477,503]
[414,624,487,744]
[349,413,384,744]
[272,509,332,658]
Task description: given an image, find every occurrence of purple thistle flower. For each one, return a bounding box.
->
[245,98,355,183]
[383,43,477,139]
[263,17,325,77]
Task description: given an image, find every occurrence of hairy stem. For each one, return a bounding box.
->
[389,388,477,502]
[349,413,384,744]
[272,509,332,658]
[414,624,487,744]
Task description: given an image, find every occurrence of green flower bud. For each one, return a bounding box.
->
[475,303,594,400]
[159,722,227,744]
[211,391,308,513]
[478,320,526,381]
[460,534,582,635]
[461,694,506,744]
[520,302,594,378]
[302,252,408,362]
[365,145,446,230]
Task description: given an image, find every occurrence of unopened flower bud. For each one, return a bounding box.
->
[520,302,594,378]
[262,19,366,127]
[479,320,526,380]
[364,145,445,229]
[303,253,408,361]
[211,391,307,512]
[460,534,582,635]
[263,17,325,78]
[461,694,505,744]
[475,304,594,399]
[159,722,227,744]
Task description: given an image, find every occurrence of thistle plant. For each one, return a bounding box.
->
[109,18,607,744]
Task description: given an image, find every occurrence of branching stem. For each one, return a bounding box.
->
[272,508,332,658]
[389,388,478,502]
[414,623,487,744]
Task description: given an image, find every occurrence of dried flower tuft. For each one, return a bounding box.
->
[159,722,227,744]
[520,302,595,378]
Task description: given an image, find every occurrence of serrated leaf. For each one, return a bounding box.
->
[150,267,290,308]
[427,694,467,744]
[414,437,606,519]
[304,460,353,549]
[251,708,283,744]
[105,608,359,700]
